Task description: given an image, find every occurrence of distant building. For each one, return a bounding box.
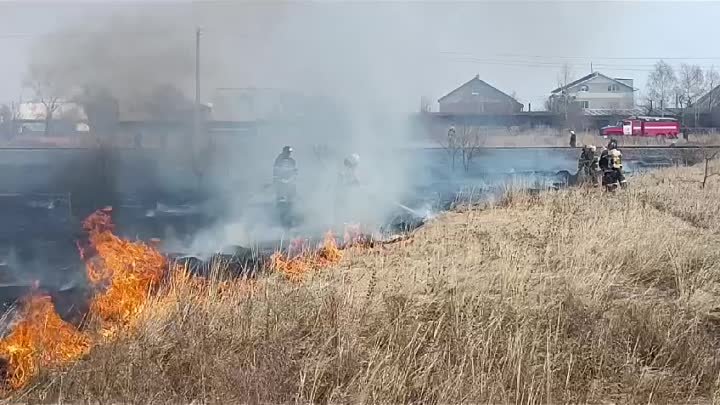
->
[437,75,522,115]
[687,85,720,127]
[549,72,635,110]
[695,85,720,112]
[17,101,87,122]
[210,87,334,122]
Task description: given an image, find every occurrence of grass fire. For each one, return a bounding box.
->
[0,164,719,403]
[0,208,348,394]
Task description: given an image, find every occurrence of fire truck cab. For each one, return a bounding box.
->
[600,116,680,138]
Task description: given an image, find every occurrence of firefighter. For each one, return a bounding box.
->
[577,145,599,185]
[339,153,360,187]
[607,138,618,151]
[448,126,457,148]
[273,146,297,182]
[608,147,626,188]
[577,145,589,175]
[600,139,626,188]
[273,146,298,225]
[334,153,361,225]
[569,130,577,148]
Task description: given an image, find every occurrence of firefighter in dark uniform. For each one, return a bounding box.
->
[577,145,600,185]
[599,139,626,188]
[273,146,298,225]
[569,130,577,148]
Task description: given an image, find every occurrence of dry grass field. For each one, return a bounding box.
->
[15,163,720,404]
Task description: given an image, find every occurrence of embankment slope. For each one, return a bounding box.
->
[25,164,720,404]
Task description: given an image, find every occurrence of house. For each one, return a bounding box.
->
[437,75,522,115]
[210,87,334,122]
[549,72,635,110]
[695,85,720,112]
[687,85,720,127]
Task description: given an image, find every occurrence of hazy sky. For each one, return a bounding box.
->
[2,0,720,111]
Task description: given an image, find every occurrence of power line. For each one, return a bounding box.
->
[443,51,720,61]
[436,55,720,73]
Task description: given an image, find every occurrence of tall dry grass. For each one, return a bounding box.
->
[17,163,720,404]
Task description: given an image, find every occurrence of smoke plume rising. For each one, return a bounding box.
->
[23,2,578,255]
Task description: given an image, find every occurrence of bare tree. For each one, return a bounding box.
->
[24,62,73,137]
[647,60,677,114]
[547,63,575,131]
[458,125,483,172]
[676,64,705,127]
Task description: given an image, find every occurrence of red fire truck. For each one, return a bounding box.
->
[599,116,681,138]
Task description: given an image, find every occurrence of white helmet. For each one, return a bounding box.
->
[588,145,596,152]
[345,153,360,168]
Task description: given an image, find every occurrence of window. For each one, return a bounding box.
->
[608,84,620,92]
[579,85,589,92]
[580,101,589,109]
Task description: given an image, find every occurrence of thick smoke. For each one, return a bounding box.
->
[24,3,578,255]
[169,3,437,252]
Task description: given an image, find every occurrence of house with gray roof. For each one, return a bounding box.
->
[438,75,522,115]
[550,72,636,111]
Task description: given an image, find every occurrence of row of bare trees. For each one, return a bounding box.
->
[645,61,720,125]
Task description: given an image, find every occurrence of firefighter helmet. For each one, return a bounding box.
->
[609,149,622,169]
[345,153,360,168]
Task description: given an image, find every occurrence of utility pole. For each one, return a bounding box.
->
[194,27,202,141]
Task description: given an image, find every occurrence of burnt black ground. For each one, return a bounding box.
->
[0,147,681,314]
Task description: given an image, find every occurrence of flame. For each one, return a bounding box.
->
[317,231,342,265]
[0,294,90,390]
[271,231,342,282]
[0,207,168,391]
[0,211,354,392]
[81,208,168,333]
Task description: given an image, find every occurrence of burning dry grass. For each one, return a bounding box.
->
[8,163,720,403]
[271,231,343,282]
[0,294,90,390]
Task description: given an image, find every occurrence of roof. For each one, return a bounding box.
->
[696,84,720,110]
[438,75,521,105]
[551,72,635,94]
[583,108,677,117]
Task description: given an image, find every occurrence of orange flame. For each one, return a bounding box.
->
[271,231,342,282]
[81,208,167,333]
[0,207,168,391]
[0,294,90,390]
[0,211,356,392]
